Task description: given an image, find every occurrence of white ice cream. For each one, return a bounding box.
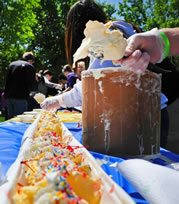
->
[73,20,127,65]
[34,93,46,104]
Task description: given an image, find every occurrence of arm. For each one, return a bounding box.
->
[40,81,82,110]
[62,87,72,93]
[63,81,82,107]
[119,27,179,72]
[160,28,179,56]
[43,76,61,89]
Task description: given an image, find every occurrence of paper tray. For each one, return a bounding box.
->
[0,114,135,204]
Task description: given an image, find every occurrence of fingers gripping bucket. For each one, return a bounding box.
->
[82,68,161,157]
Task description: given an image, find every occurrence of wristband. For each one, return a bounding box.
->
[159,31,170,58]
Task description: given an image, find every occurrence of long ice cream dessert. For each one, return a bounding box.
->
[12,112,102,204]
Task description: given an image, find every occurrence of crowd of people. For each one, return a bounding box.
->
[0,51,87,120]
[0,0,179,149]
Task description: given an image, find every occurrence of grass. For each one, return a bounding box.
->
[0,116,5,122]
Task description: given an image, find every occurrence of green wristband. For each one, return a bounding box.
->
[159,31,170,58]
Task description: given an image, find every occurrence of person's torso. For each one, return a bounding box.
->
[67,72,78,88]
[37,75,48,96]
[5,60,35,99]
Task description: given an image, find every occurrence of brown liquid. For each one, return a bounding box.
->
[82,68,161,157]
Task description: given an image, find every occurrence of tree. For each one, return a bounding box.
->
[30,0,115,79]
[0,0,76,86]
[97,1,116,20]
[0,0,117,87]
[117,0,179,31]
[30,0,77,80]
[0,0,39,88]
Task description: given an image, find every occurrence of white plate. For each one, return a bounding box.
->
[17,114,34,122]
[32,109,42,112]
[23,111,38,115]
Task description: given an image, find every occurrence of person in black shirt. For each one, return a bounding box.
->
[36,69,60,97]
[4,52,37,119]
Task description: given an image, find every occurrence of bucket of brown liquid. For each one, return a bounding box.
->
[82,68,161,157]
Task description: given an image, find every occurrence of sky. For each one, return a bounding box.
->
[104,0,119,7]
[99,0,123,18]
[100,0,123,9]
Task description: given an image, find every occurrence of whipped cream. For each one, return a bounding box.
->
[73,20,127,65]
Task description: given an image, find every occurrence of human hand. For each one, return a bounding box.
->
[118,28,165,72]
[40,95,65,110]
[54,84,62,90]
[119,49,150,73]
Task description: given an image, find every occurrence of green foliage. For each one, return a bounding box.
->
[96,1,116,20]
[0,0,178,88]
[30,0,71,76]
[0,0,40,87]
[0,0,76,87]
[117,0,179,31]
[0,0,116,87]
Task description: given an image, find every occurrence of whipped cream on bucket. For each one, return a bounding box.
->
[73,20,127,65]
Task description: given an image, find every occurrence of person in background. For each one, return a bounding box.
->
[62,64,79,92]
[74,59,88,80]
[58,74,67,92]
[4,52,37,119]
[37,69,61,97]
[65,0,106,69]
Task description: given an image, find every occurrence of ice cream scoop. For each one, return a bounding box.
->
[34,93,46,104]
[73,20,127,65]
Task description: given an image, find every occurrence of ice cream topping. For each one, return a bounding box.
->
[73,20,127,65]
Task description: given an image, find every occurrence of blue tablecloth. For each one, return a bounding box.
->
[1,121,179,203]
[0,122,30,180]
